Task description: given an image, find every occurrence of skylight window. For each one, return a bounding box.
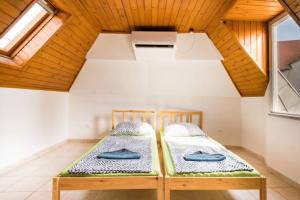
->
[0,1,56,56]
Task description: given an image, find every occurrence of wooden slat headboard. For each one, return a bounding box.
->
[159,111,203,131]
[112,110,156,129]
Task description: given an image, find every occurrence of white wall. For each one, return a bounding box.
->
[86,33,223,61]
[241,87,300,184]
[69,33,241,145]
[0,88,68,169]
[69,59,241,145]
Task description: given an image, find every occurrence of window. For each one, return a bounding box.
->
[0,0,56,56]
[270,14,300,116]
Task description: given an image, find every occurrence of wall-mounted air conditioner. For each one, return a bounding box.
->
[131,31,177,61]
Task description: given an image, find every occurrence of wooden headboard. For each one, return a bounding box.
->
[159,111,203,131]
[112,110,156,129]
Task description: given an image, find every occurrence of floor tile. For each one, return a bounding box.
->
[0,192,32,200]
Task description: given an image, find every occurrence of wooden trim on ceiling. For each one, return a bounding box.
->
[277,0,300,26]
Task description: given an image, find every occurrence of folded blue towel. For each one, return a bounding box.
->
[184,151,226,161]
[97,148,141,159]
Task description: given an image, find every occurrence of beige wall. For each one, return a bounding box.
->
[0,88,68,169]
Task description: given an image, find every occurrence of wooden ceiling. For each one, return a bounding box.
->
[208,20,268,96]
[76,0,229,32]
[0,0,295,96]
[224,0,284,21]
[278,0,300,26]
[0,0,32,35]
[0,0,99,91]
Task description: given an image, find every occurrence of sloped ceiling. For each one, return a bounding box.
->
[0,0,32,35]
[278,0,300,26]
[224,0,284,21]
[0,0,100,91]
[0,0,287,96]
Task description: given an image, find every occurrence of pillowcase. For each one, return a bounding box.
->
[164,123,206,137]
[111,121,155,136]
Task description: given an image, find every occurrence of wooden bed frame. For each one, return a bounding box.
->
[52,110,163,200]
[159,110,267,200]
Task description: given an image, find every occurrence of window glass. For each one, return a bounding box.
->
[272,16,300,114]
[0,3,48,52]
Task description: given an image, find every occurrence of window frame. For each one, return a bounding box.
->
[269,12,300,120]
[0,0,54,57]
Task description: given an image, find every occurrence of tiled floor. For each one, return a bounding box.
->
[0,142,299,200]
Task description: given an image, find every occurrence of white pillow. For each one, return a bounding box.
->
[164,123,206,137]
[111,121,154,136]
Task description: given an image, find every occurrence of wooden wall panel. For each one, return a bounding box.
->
[225,21,268,73]
[206,19,268,96]
[278,0,300,26]
[225,0,284,21]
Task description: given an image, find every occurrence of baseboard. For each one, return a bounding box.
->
[240,147,265,162]
[68,139,100,143]
[0,139,68,174]
[267,166,300,189]
[227,145,300,189]
[225,145,243,150]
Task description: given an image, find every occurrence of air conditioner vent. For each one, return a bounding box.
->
[131,31,177,61]
[134,44,175,48]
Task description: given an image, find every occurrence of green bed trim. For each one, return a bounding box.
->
[161,133,260,177]
[59,135,160,177]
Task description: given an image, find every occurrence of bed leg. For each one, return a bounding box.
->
[157,177,163,200]
[52,177,60,200]
[164,178,171,200]
[260,177,267,200]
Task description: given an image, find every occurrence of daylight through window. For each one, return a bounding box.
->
[0,1,56,56]
[271,15,300,115]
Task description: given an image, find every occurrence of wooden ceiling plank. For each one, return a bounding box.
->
[82,0,109,29]
[157,0,167,26]
[151,0,159,27]
[120,0,135,30]
[129,0,140,27]
[105,0,125,31]
[192,0,214,30]
[182,0,205,32]
[98,0,119,31]
[202,0,227,29]
[136,0,146,26]
[0,1,20,18]
[0,70,71,88]
[168,0,183,26]
[144,0,152,26]
[225,0,284,21]
[175,0,191,32]
[7,0,28,11]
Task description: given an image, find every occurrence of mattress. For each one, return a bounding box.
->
[59,135,160,177]
[161,133,260,177]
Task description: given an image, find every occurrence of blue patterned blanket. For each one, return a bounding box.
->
[68,136,152,174]
[166,136,253,173]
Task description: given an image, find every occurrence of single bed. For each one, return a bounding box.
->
[52,110,163,200]
[159,111,266,200]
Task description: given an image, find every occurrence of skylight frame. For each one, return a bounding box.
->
[0,0,55,57]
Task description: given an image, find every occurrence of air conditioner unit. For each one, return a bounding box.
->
[131,31,177,61]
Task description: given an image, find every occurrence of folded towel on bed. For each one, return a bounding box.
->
[97,148,141,159]
[184,151,226,161]
[166,136,253,173]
